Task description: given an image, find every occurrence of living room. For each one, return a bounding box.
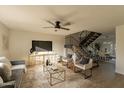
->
[0,5,124,88]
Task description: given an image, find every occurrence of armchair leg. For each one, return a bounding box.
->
[84,70,87,79]
[91,68,92,76]
[67,62,69,68]
[74,66,82,73]
[73,66,77,73]
[83,68,92,79]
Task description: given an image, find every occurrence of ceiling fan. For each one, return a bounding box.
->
[43,20,71,31]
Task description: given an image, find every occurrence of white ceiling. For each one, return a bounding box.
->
[0,5,124,36]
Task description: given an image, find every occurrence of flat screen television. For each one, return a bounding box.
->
[32,40,52,52]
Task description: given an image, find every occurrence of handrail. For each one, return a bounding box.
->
[79,30,91,43]
[80,30,85,39]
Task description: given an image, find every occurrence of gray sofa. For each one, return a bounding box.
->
[0,57,26,88]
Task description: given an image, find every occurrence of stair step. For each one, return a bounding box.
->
[94,33,100,36]
[79,31,102,47]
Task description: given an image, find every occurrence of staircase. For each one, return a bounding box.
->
[65,30,102,60]
[80,32,102,47]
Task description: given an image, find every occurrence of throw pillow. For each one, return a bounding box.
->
[80,57,89,65]
[67,54,72,58]
[0,63,12,82]
[0,76,3,84]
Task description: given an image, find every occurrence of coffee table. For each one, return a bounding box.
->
[46,65,66,86]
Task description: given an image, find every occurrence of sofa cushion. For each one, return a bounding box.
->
[0,63,12,82]
[0,80,15,88]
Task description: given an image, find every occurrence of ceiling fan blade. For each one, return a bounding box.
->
[63,22,72,26]
[48,8,78,21]
[46,20,55,26]
[60,27,70,30]
[42,27,54,28]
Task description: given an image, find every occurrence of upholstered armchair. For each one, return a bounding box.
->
[62,54,73,66]
[73,58,93,79]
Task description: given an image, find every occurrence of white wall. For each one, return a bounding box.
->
[0,22,10,58]
[9,30,65,65]
[116,25,124,75]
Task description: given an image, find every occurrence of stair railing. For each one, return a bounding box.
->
[79,30,91,42]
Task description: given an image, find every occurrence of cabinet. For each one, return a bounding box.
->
[28,52,58,66]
